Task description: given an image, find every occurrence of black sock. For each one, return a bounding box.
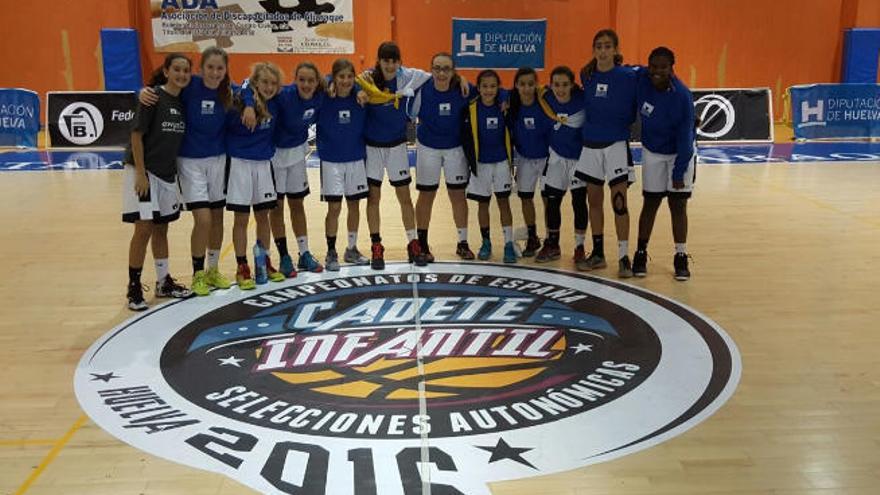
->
[128,266,142,284]
[548,230,560,245]
[327,236,337,252]
[637,238,649,252]
[370,233,382,244]
[192,256,205,273]
[236,256,248,266]
[527,224,537,238]
[480,227,491,240]
[592,234,605,257]
[274,237,289,258]
[418,229,429,250]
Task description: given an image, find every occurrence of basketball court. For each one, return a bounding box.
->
[3,0,880,493]
[1,141,879,493]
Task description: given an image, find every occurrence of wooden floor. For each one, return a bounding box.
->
[1,160,879,494]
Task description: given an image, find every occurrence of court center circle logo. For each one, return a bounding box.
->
[76,264,740,495]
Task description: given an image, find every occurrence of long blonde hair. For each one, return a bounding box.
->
[240,62,283,122]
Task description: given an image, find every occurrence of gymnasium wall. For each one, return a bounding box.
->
[2,0,879,122]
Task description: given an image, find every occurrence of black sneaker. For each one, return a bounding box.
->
[127,282,149,311]
[632,250,648,277]
[522,236,542,257]
[155,275,193,298]
[408,239,428,267]
[370,242,385,270]
[456,241,475,260]
[674,253,691,281]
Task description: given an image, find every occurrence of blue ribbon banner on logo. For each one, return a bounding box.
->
[790,84,880,139]
[0,88,40,147]
[452,18,546,69]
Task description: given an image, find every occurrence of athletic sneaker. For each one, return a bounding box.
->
[127,282,149,311]
[266,259,286,282]
[423,246,435,263]
[279,254,297,278]
[191,270,211,297]
[674,253,691,281]
[577,252,607,271]
[236,264,256,290]
[206,267,231,289]
[573,245,586,264]
[632,250,648,277]
[297,251,324,273]
[371,242,385,270]
[535,241,561,263]
[477,239,492,260]
[344,247,370,265]
[325,250,341,272]
[618,255,634,278]
[522,236,541,257]
[155,275,193,298]
[407,239,427,267]
[456,241,475,260]
[503,242,517,264]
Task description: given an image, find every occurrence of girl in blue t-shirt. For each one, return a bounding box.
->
[268,61,325,276]
[536,66,589,266]
[463,69,516,263]
[409,52,477,262]
[575,29,638,277]
[226,62,285,290]
[316,58,369,272]
[507,67,552,258]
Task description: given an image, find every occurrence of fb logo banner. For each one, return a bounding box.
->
[452,18,546,69]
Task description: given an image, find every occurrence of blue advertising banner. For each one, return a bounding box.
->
[452,18,546,69]
[791,84,880,139]
[0,88,40,147]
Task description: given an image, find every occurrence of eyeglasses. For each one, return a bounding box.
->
[431,66,453,73]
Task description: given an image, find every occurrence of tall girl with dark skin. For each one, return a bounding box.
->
[574,29,638,278]
[507,67,553,257]
[633,47,695,280]
[123,53,193,310]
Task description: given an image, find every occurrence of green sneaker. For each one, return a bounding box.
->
[191,270,211,297]
[266,259,286,282]
[236,264,256,291]
[206,267,231,289]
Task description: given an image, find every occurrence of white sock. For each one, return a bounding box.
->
[406,229,417,242]
[347,232,358,249]
[503,226,513,243]
[618,240,629,259]
[457,228,468,242]
[206,250,220,269]
[155,258,169,281]
[675,243,687,254]
[297,236,309,254]
[575,233,585,247]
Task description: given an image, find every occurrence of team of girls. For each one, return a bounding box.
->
[123,31,695,308]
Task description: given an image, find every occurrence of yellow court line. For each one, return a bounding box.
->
[14,415,88,495]
[0,439,58,447]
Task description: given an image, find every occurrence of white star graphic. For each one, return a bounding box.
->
[570,343,593,354]
[218,356,245,367]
